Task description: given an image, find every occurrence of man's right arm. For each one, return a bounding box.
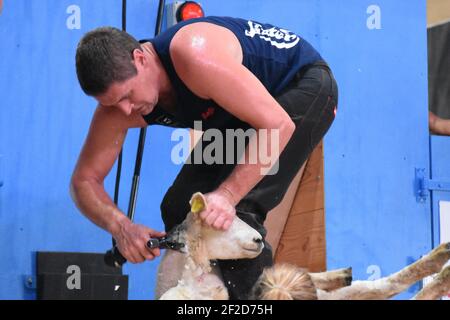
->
[70,106,163,263]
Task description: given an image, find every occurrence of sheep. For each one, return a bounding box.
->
[156,192,359,299]
[157,192,264,300]
[156,192,450,300]
[254,243,450,300]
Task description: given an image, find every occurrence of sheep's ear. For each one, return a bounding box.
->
[189,192,207,214]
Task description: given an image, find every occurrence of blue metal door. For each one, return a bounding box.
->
[0,0,182,300]
[429,136,450,249]
[321,0,431,299]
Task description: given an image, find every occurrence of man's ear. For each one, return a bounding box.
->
[132,48,146,67]
[189,192,207,214]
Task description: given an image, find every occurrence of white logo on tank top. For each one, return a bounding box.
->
[244,21,300,49]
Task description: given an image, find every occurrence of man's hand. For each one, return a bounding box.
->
[201,189,237,231]
[113,218,166,264]
[429,111,450,136]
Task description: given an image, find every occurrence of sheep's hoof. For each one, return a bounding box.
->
[329,267,352,287]
[439,264,450,279]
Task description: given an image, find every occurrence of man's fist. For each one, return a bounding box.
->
[201,189,237,231]
[113,219,166,264]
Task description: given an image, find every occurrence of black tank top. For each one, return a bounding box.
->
[141,16,322,130]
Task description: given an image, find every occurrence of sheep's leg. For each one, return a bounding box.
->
[155,250,187,299]
[319,242,450,300]
[413,265,450,300]
[309,268,353,291]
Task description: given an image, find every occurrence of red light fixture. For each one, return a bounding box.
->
[177,1,204,22]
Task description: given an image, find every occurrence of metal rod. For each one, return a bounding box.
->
[122,0,127,31]
[111,0,127,249]
[126,0,165,221]
[155,0,165,35]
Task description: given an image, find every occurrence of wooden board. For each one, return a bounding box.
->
[274,141,326,272]
[189,129,326,270]
[428,0,450,26]
[264,163,306,253]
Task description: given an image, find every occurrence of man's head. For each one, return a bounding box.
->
[76,27,160,116]
[76,27,140,96]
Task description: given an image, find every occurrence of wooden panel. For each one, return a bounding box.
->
[427,0,450,26]
[190,128,304,255]
[189,129,324,268]
[274,141,326,272]
[264,162,306,254]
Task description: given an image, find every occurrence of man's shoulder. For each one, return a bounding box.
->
[169,20,240,56]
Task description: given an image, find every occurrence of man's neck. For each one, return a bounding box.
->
[142,42,178,115]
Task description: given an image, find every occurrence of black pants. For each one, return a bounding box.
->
[160,60,338,299]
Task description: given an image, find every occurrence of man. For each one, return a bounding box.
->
[71,16,338,299]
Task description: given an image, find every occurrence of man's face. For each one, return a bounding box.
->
[95,50,159,116]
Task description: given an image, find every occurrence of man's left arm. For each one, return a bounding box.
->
[170,24,295,230]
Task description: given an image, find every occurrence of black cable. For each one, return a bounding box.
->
[114,0,127,206]
[127,129,146,222]
[113,152,122,206]
[155,0,165,35]
[112,151,122,248]
[111,0,127,249]
[122,0,127,32]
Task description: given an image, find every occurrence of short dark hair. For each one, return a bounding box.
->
[75,27,141,96]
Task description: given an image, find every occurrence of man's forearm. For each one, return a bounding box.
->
[217,121,295,205]
[70,178,130,236]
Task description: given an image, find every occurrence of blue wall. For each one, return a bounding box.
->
[319,1,431,299]
[0,0,432,299]
[0,0,180,300]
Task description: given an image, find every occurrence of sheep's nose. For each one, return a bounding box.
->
[253,237,264,250]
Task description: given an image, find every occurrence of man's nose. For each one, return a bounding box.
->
[117,102,133,116]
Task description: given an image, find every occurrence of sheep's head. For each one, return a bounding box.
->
[186,192,264,267]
